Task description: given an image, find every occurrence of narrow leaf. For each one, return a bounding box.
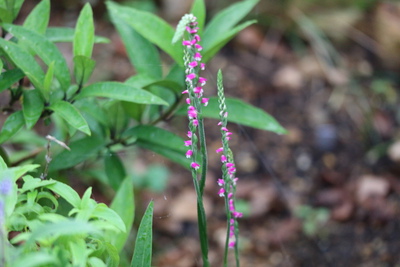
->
[22,89,44,129]
[23,0,50,34]
[202,0,259,50]
[73,3,94,58]
[92,204,126,233]
[46,181,81,208]
[0,110,24,144]
[73,55,96,86]
[110,177,135,252]
[131,201,153,267]
[178,97,287,134]
[45,27,110,43]
[49,135,104,171]
[104,151,126,191]
[106,2,183,65]
[3,24,71,91]
[43,61,54,101]
[0,68,24,93]
[0,39,45,92]
[109,14,162,78]
[75,82,168,106]
[48,101,91,135]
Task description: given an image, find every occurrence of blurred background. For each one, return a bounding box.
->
[11,0,400,266]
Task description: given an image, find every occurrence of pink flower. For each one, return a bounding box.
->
[182,40,191,46]
[184,140,192,146]
[228,193,233,199]
[201,98,209,106]
[221,127,229,132]
[191,162,200,170]
[233,211,243,218]
[187,131,193,138]
[199,77,207,86]
[221,155,227,162]
[188,109,197,119]
[228,241,235,248]
[194,87,203,94]
[186,73,196,81]
[182,90,188,94]
[194,52,202,61]
[226,163,235,168]
[200,63,205,70]
[194,34,201,42]
[218,188,225,197]
[216,147,223,153]
[217,121,222,126]
[195,44,203,51]
[217,179,224,186]
[226,132,233,136]
[186,150,193,158]
[186,98,191,104]
[188,61,198,68]
[192,119,199,126]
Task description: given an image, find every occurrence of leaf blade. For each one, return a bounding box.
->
[131,201,153,267]
[48,101,91,135]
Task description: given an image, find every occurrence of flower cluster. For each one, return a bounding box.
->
[216,70,242,249]
[181,14,209,171]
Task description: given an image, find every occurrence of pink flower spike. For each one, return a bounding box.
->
[195,44,203,51]
[193,119,199,126]
[216,147,224,153]
[228,241,235,248]
[233,211,243,218]
[187,131,193,138]
[191,162,200,170]
[194,52,202,61]
[186,73,196,81]
[199,77,207,86]
[217,179,224,186]
[221,127,229,132]
[221,155,227,162]
[186,150,193,158]
[190,39,197,45]
[218,188,225,197]
[201,98,209,106]
[188,109,197,119]
[194,34,201,42]
[184,140,192,146]
[228,193,233,199]
[188,61,198,68]
[186,98,191,104]
[200,63,205,70]
[182,90,188,94]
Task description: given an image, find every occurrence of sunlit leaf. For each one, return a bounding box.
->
[48,101,91,135]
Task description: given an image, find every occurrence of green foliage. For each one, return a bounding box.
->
[0,0,285,265]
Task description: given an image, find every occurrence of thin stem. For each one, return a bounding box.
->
[197,116,207,195]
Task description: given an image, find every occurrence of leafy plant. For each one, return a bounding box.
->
[0,0,286,266]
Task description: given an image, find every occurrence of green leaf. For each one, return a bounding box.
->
[46,180,81,208]
[0,39,45,92]
[45,27,110,43]
[12,252,57,267]
[110,177,135,252]
[109,13,162,78]
[0,68,24,93]
[23,0,50,34]
[43,61,54,100]
[178,97,287,134]
[202,20,256,62]
[0,155,7,170]
[22,89,44,129]
[202,0,259,51]
[49,135,104,172]
[73,3,94,58]
[0,110,24,144]
[130,201,153,267]
[73,55,96,86]
[104,151,126,191]
[190,0,206,32]
[92,203,126,233]
[122,125,190,168]
[48,101,91,135]
[0,8,13,23]
[75,82,168,106]
[106,2,183,65]
[3,23,71,91]
[25,220,100,246]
